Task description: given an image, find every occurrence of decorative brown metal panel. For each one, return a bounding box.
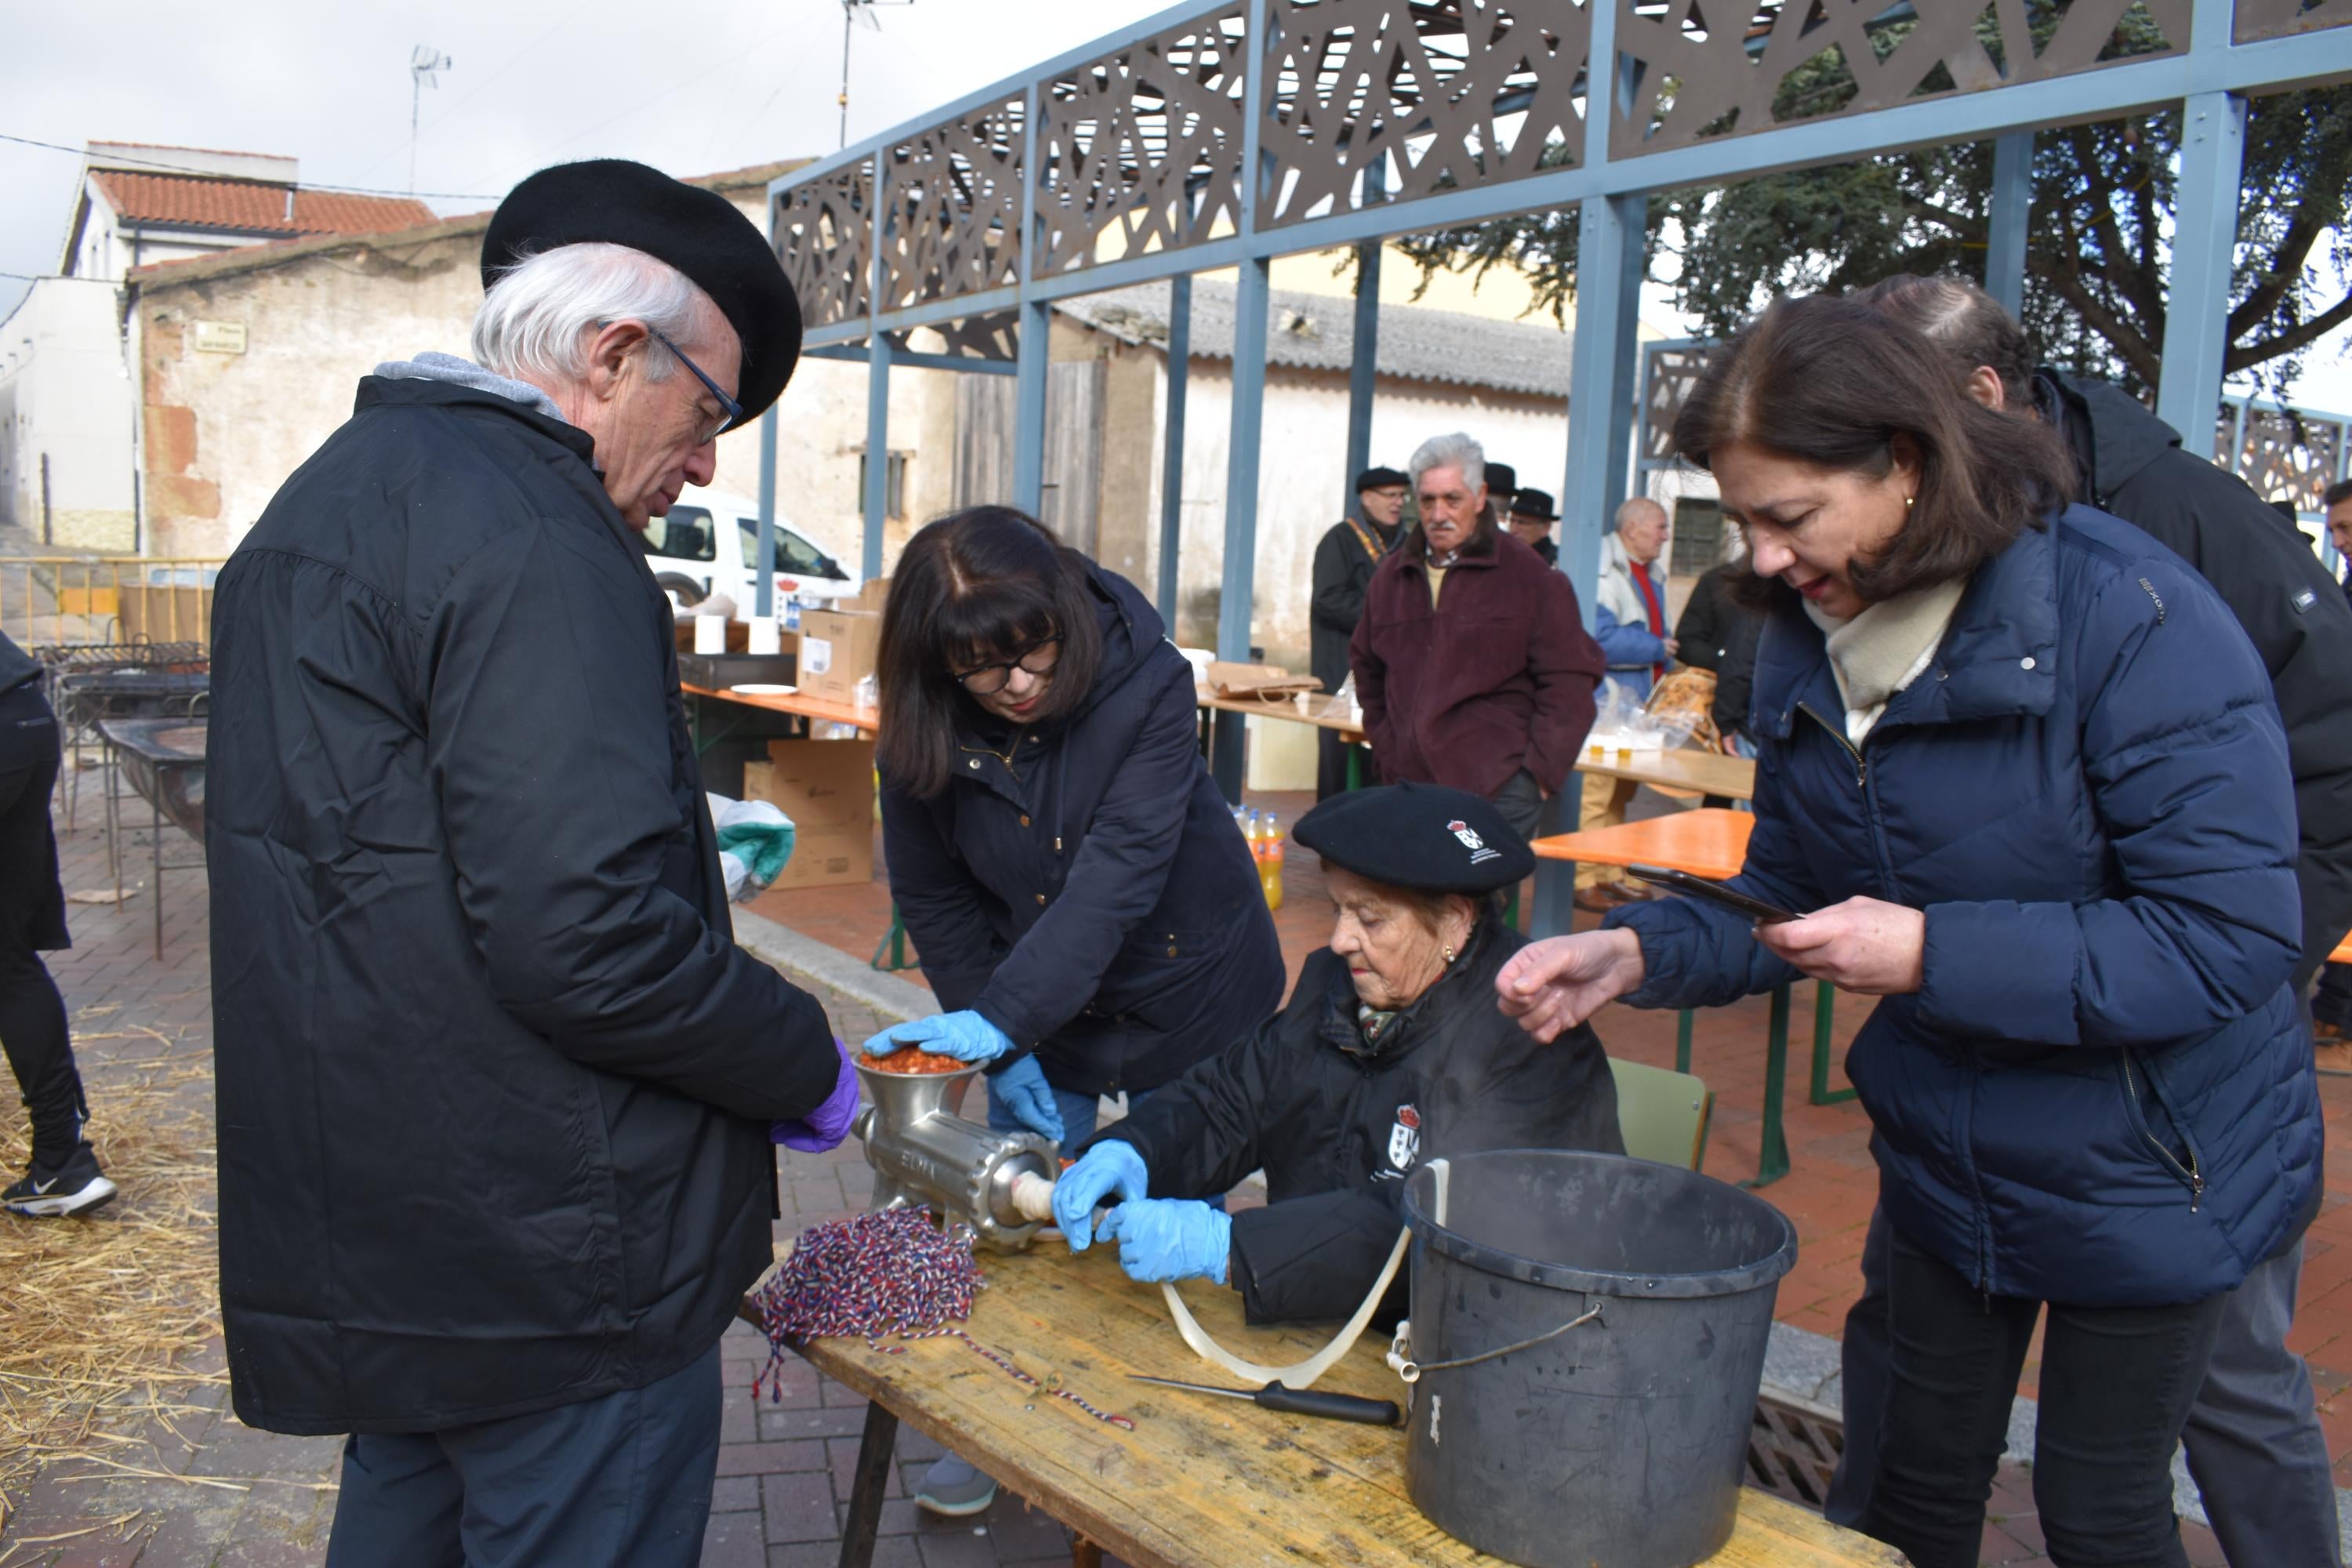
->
[2236,0,2352,42]
[877,96,1028,312]
[773,166,874,331]
[1034,10,1251,277]
[1615,0,2190,161]
[1260,0,1592,229]
[1641,343,1713,462]
[899,312,1020,363]
[2221,404,2348,513]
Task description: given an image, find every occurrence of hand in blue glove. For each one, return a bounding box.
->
[860,1010,1013,1064]
[987,1054,1065,1145]
[772,1037,860,1153]
[1052,1140,1149,1250]
[1094,1198,1232,1286]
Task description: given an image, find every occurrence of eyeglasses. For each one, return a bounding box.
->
[599,320,742,444]
[954,636,1062,695]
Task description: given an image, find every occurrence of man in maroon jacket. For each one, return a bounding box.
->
[1348,433,1605,842]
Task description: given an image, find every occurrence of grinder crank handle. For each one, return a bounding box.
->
[1255,1382,1401,1425]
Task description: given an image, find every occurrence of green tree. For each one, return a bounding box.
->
[1397,55,2352,397]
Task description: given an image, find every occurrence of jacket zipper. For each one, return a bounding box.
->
[2118,1051,2206,1211]
[1796,702,1864,789]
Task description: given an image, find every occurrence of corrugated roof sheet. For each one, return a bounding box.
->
[1057,279,1573,399]
[91,171,437,238]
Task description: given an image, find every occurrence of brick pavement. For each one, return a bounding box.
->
[0,769,2256,1565]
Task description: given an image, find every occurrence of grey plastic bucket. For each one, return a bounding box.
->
[1398,1149,1798,1568]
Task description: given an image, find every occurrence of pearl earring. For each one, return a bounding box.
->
[1441,943,1456,964]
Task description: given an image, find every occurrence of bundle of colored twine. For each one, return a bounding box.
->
[749,1207,1133,1430]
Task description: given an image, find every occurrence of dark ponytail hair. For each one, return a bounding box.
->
[1672,295,2074,611]
[875,506,1104,797]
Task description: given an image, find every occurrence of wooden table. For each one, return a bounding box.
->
[1577,746,1757,802]
[682,680,877,738]
[1194,688,1369,793]
[1529,810,1853,1188]
[791,1242,1899,1568]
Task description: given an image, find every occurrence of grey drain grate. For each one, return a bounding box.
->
[1748,1393,1845,1511]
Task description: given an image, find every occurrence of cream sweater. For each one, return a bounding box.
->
[1803,579,1968,743]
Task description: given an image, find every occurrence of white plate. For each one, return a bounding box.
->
[729,683,798,695]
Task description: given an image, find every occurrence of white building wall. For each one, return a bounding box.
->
[0,278,137,550]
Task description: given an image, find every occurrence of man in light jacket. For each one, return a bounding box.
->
[1577,497,1678,912]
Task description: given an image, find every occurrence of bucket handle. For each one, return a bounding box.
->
[1385,1299,1605,1385]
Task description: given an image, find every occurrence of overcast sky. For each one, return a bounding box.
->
[4,0,2347,412]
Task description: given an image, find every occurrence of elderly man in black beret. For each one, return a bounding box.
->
[205,160,851,1566]
[1309,465,1410,798]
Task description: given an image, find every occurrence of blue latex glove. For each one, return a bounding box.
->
[771,1037,859,1153]
[859,1010,1013,1065]
[1094,1198,1232,1286]
[1052,1140,1149,1250]
[989,1054,1065,1145]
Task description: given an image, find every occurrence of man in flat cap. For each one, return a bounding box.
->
[1309,466,1409,798]
[205,159,854,1566]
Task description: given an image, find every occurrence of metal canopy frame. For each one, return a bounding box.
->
[757,0,2352,800]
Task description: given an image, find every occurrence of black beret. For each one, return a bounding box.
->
[1354,466,1408,493]
[1484,462,1518,494]
[1292,782,1534,894]
[482,159,802,429]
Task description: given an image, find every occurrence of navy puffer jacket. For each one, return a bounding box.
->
[881,567,1285,1098]
[1610,506,2321,1308]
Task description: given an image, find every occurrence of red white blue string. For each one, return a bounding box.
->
[750,1207,1134,1430]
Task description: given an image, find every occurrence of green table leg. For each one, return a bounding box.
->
[1346,743,1365,791]
[1741,984,1792,1189]
[870,904,915,972]
[1503,886,1521,931]
[1809,979,1857,1105]
[1675,1009,1694,1075]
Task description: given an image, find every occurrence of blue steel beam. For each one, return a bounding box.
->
[1012,84,1049,518]
[1210,0,1271,805]
[1157,274,1192,628]
[755,406,779,616]
[804,343,1020,376]
[1342,161,1385,516]
[861,331,893,583]
[2156,89,2248,441]
[1984,131,2033,316]
[782,27,2352,350]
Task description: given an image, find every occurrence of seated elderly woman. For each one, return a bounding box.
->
[1051,782,1623,1322]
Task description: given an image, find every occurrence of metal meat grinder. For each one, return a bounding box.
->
[851,1060,1060,1251]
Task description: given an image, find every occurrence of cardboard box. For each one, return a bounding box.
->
[742,737,875,830]
[765,822,874,890]
[845,576,891,613]
[798,607,882,705]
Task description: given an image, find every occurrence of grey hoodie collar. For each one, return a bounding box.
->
[373,351,567,425]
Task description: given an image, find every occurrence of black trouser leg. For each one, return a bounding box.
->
[1316,728,1348,800]
[1821,1203,1890,1526]
[2314,963,2352,1030]
[0,943,78,1166]
[1856,1228,2038,1568]
[1860,1225,2224,1568]
[0,733,82,1167]
[2032,1288,2226,1567]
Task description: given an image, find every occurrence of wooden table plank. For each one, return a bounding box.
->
[1531,808,1757,882]
[1579,748,1757,801]
[683,679,878,732]
[789,1242,1898,1567]
[1196,688,1367,744]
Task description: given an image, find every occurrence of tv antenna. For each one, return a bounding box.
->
[409,45,453,195]
[840,0,913,150]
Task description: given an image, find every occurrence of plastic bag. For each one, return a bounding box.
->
[705,793,796,902]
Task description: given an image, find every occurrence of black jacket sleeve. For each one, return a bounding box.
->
[1673,569,1726,672]
[971,662,1203,1047]
[1081,1007,1299,1201]
[424,521,838,1121]
[1311,524,1368,636]
[880,782,1007,1014]
[2110,450,2352,969]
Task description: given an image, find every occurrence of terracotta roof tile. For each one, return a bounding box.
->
[91,171,437,238]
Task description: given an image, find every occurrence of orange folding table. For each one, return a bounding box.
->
[1529,809,1853,1186]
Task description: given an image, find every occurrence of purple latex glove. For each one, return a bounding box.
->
[772,1037,860,1153]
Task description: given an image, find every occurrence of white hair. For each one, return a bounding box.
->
[1615,495,1668,533]
[470,241,720,387]
[1408,432,1485,493]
